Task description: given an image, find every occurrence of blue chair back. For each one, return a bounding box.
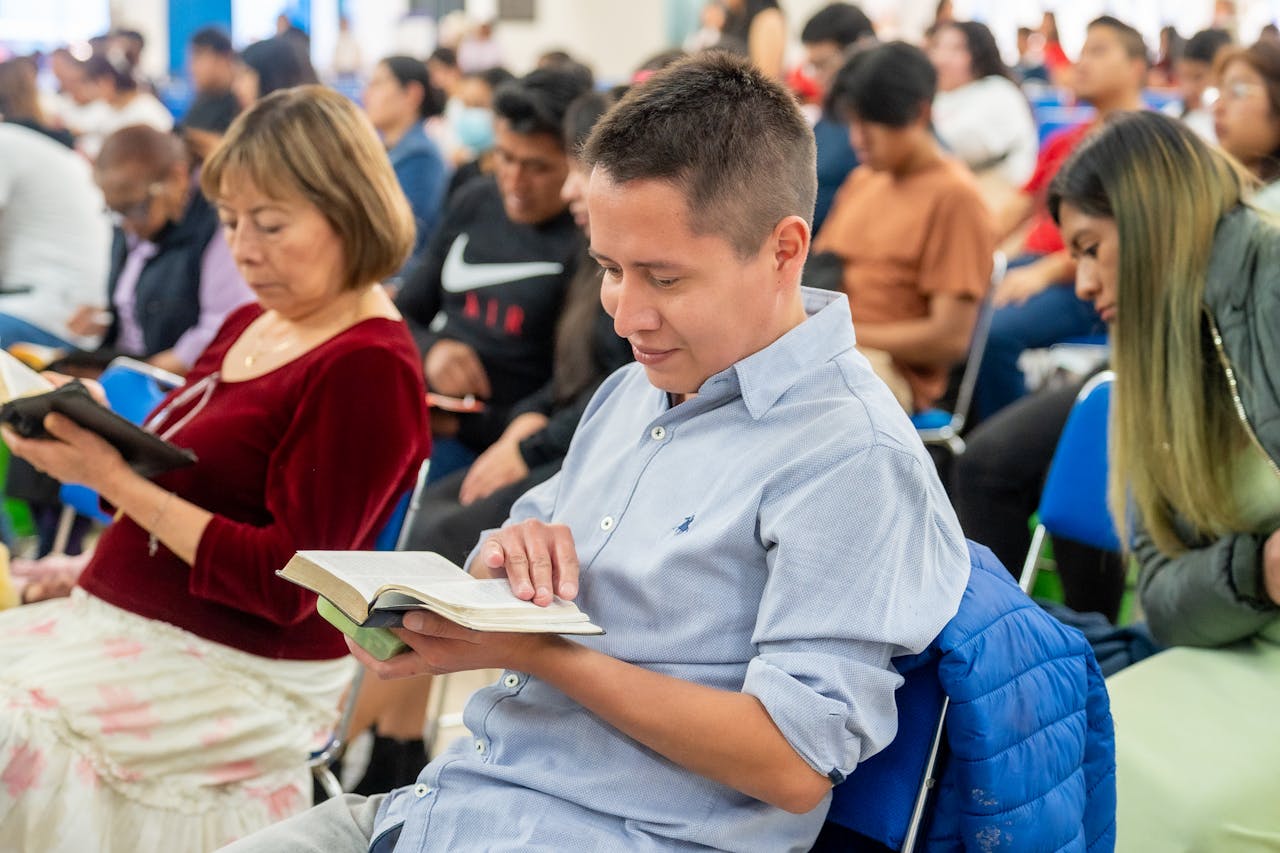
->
[1037,372,1120,552]
[821,541,1116,851]
[823,657,946,850]
[59,360,182,523]
[97,359,180,425]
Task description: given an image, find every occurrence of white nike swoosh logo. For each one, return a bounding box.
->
[441,234,565,293]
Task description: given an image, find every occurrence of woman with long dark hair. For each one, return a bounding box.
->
[1050,110,1280,849]
[722,0,787,79]
[363,55,448,272]
[929,20,1038,204]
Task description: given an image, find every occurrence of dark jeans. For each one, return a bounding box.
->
[405,459,562,567]
[973,257,1105,421]
[952,380,1126,620]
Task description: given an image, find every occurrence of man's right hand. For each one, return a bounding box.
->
[425,339,492,399]
[477,520,580,607]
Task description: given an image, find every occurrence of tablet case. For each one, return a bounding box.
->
[0,381,197,479]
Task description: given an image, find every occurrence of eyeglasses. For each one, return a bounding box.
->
[105,181,165,227]
[1205,81,1266,105]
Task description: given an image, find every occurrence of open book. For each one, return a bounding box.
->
[0,349,196,478]
[279,550,604,635]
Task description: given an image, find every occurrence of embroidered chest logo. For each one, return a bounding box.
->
[675,515,695,535]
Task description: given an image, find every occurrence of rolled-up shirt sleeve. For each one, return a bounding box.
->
[744,442,969,781]
[171,231,254,368]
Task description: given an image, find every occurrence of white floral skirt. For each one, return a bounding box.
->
[0,588,354,852]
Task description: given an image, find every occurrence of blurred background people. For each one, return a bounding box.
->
[233,36,318,109]
[0,121,109,349]
[0,58,73,147]
[181,26,240,162]
[77,51,173,158]
[723,0,786,78]
[1213,39,1280,209]
[800,2,874,232]
[929,20,1038,212]
[88,124,252,375]
[1165,27,1233,140]
[363,56,448,277]
[814,41,993,414]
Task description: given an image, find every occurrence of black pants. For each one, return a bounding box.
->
[951,380,1126,621]
[404,459,562,567]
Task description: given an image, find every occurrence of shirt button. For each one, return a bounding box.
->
[650,425,666,441]
[600,516,615,531]
[474,739,487,755]
[502,673,521,688]
[413,783,431,798]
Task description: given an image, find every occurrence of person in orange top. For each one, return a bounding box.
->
[814,41,993,412]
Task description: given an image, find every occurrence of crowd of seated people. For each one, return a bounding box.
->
[0,5,1276,852]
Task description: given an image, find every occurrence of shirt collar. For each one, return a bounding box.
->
[687,288,855,421]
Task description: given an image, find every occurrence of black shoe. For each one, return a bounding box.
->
[352,734,428,796]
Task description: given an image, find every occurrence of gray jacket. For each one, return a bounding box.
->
[1136,206,1280,647]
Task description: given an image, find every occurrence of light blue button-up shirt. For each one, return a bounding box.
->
[375,289,970,852]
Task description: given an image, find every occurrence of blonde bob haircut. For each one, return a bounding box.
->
[201,84,415,290]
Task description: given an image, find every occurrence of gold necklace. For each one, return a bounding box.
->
[243,328,298,367]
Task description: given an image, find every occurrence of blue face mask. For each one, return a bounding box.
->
[454,106,495,154]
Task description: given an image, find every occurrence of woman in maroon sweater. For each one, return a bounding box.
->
[0,87,429,851]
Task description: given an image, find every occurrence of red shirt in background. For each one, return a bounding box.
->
[79,304,430,660]
[1021,122,1094,256]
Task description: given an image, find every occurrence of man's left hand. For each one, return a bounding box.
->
[348,611,555,679]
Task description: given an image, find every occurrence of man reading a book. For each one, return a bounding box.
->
[225,53,970,853]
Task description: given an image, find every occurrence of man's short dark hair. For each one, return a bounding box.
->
[801,3,874,48]
[828,41,935,127]
[383,55,444,119]
[84,53,136,92]
[474,66,515,91]
[493,66,593,142]
[583,51,816,258]
[190,26,234,57]
[564,90,613,153]
[1089,16,1150,64]
[539,49,574,67]
[429,47,457,68]
[1183,28,1232,65]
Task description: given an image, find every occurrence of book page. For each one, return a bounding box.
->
[294,550,471,604]
[402,578,589,619]
[0,350,54,403]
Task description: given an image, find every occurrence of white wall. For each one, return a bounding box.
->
[111,0,166,78]
[467,0,668,82]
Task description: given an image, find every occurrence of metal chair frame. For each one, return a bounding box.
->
[915,252,1007,456]
[309,458,432,800]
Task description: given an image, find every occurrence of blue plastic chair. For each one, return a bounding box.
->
[1033,105,1096,144]
[1058,333,1109,347]
[57,359,182,528]
[816,540,1117,851]
[1018,371,1120,593]
[911,253,1006,455]
[815,656,947,852]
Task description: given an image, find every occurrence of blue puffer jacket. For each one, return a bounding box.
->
[826,542,1116,851]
